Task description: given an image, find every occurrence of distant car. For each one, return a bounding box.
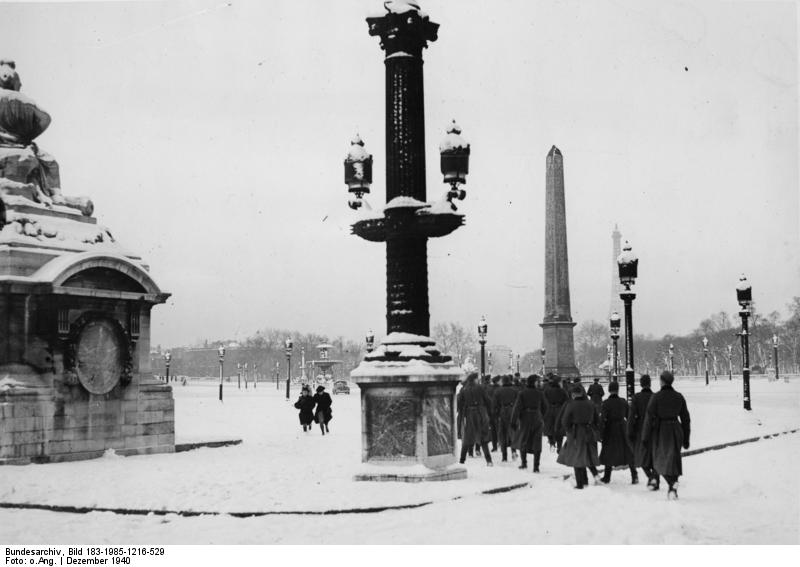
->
[333,380,350,395]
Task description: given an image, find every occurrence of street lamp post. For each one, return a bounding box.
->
[508,351,514,373]
[606,344,612,380]
[275,361,280,390]
[540,347,546,376]
[488,351,493,374]
[727,344,733,380]
[254,363,258,388]
[773,334,779,382]
[477,316,487,378]
[164,352,171,384]
[244,362,249,389]
[737,275,752,411]
[217,346,225,402]
[702,337,709,386]
[516,353,520,375]
[610,312,621,383]
[617,242,638,403]
[669,343,674,373]
[285,338,293,401]
[237,362,241,389]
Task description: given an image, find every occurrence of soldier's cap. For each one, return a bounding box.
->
[660,371,675,385]
[640,374,651,388]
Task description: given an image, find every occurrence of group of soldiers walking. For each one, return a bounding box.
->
[456,370,691,499]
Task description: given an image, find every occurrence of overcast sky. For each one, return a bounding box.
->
[2,0,798,352]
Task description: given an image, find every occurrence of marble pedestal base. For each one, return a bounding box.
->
[351,355,465,482]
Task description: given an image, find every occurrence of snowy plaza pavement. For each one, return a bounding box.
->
[1,376,799,544]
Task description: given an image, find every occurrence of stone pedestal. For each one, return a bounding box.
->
[351,334,465,481]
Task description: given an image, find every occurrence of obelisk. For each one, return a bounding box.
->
[608,224,625,319]
[540,146,580,378]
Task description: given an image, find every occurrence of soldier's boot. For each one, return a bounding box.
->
[533,452,541,473]
[601,466,612,484]
[501,446,508,462]
[518,454,527,470]
[320,423,326,436]
[630,466,639,485]
[325,424,330,433]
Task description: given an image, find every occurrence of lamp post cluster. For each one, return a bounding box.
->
[617,241,638,403]
[668,343,674,373]
[702,336,709,386]
[477,316,487,378]
[772,334,779,382]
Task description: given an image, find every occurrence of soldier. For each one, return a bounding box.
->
[457,372,493,466]
[487,375,500,452]
[493,375,518,462]
[543,375,569,452]
[511,375,549,472]
[588,377,605,410]
[598,381,636,484]
[556,383,600,489]
[642,371,691,499]
[628,374,655,486]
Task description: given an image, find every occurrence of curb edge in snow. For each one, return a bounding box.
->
[0,482,532,518]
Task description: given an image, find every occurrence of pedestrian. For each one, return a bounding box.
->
[598,380,637,484]
[493,375,518,462]
[642,371,690,499]
[543,375,569,452]
[627,374,655,485]
[457,372,493,466]
[511,375,548,472]
[487,375,500,452]
[293,384,316,432]
[556,383,601,489]
[313,385,333,435]
[588,377,605,410]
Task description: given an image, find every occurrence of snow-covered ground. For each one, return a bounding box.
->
[1,376,798,544]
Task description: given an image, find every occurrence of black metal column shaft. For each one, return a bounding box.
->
[741,311,751,410]
[622,292,635,403]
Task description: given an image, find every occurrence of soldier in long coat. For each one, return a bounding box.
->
[457,372,493,466]
[642,371,691,499]
[511,375,549,472]
[293,384,316,432]
[543,376,569,452]
[599,380,636,483]
[588,377,605,410]
[556,383,600,489]
[313,386,333,435]
[627,374,655,485]
[493,375,518,462]
[487,375,500,452]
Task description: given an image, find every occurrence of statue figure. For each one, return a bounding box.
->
[0,60,93,216]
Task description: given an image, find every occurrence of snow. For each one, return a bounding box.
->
[381,332,434,344]
[346,134,370,160]
[439,120,469,152]
[617,243,637,264]
[351,357,463,378]
[1,376,798,544]
[737,275,751,291]
[384,196,427,209]
[384,1,421,15]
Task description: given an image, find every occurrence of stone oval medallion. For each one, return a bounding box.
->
[75,318,124,395]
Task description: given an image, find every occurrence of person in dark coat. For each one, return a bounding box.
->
[543,376,569,452]
[487,375,500,452]
[627,374,655,485]
[556,383,600,489]
[599,380,636,483]
[511,375,549,472]
[642,371,691,499]
[588,377,605,409]
[493,375,518,462]
[293,384,316,432]
[313,385,333,435]
[457,372,493,466]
